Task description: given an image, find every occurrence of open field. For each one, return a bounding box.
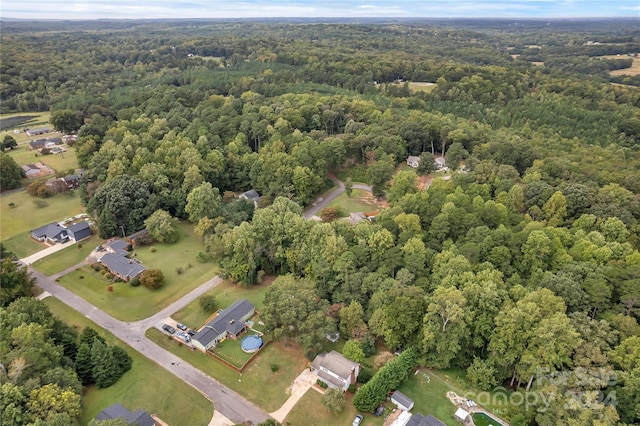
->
[0,111,51,143]
[147,330,307,412]
[42,297,213,426]
[284,388,385,426]
[326,188,377,215]
[408,82,437,93]
[609,56,640,76]
[0,190,84,240]
[7,143,79,172]
[172,278,272,329]
[32,236,102,275]
[1,231,47,259]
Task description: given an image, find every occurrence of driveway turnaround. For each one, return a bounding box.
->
[25,265,270,425]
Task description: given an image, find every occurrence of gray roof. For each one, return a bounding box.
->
[407,155,420,163]
[32,222,66,240]
[63,174,80,182]
[311,351,359,381]
[406,413,446,426]
[95,403,155,426]
[29,139,47,148]
[22,163,40,171]
[106,239,131,256]
[194,299,255,346]
[100,253,147,279]
[68,221,91,241]
[241,189,261,200]
[391,390,414,409]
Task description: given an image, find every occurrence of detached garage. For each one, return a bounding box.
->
[391,390,414,411]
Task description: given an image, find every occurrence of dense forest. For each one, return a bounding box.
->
[2,18,640,425]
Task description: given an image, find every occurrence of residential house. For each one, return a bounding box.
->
[26,127,51,137]
[192,299,256,352]
[31,223,69,244]
[391,390,415,411]
[67,221,92,242]
[95,403,155,426]
[99,253,147,281]
[104,239,131,256]
[28,139,48,151]
[406,155,421,168]
[31,221,92,244]
[45,177,68,193]
[239,189,261,207]
[22,163,44,178]
[405,413,446,426]
[435,156,446,170]
[62,174,81,189]
[310,350,360,392]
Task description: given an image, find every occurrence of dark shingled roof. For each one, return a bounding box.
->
[95,403,155,426]
[32,222,67,240]
[406,413,446,426]
[391,390,414,410]
[68,221,91,241]
[194,299,255,346]
[100,253,147,280]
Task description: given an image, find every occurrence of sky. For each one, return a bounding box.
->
[2,0,639,20]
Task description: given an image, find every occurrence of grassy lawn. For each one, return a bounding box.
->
[147,329,307,412]
[397,370,458,426]
[0,112,51,143]
[0,190,84,240]
[211,336,258,369]
[32,236,102,275]
[1,231,46,259]
[284,389,384,426]
[42,297,213,426]
[8,143,79,171]
[172,279,272,329]
[54,222,219,321]
[326,189,377,215]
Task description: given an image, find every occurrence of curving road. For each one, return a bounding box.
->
[303,177,372,219]
[25,265,270,425]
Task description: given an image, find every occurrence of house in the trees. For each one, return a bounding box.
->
[391,390,415,411]
[104,239,132,256]
[95,403,155,426]
[310,350,360,392]
[406,155,421,168]
[435,156,446,170]
[239,189,261,207]
[99,253,147,281]
[62,174,81,189]
[192,299,255,352]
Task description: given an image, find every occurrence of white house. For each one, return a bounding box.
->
[406,156,420,168]
[435,156,446,170]
[311,350,360,392]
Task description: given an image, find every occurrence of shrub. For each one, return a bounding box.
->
[348,384,356,393]
[129,278,140,287]
[316,379,328,389]
[176,267,184,275]
[270,364,279,372]
[8,202,15,208]
[320,207,341,222]
[92,263,102,271]
[139,269,164,289]
[196,250,212,263]
[149,246,157,253]
[104,273,113,280]
[199,295,217,312]
[357,367,373,384]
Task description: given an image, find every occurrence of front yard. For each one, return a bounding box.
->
[147,329,307,412]
[326,189,378,215]
[32,236,102,275]
[42,297,212,426]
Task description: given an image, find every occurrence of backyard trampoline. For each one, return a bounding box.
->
[241,335,263,353]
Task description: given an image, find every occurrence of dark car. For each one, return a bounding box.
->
[176,323,187,331]
[374,405,385,417]
[162,324,176,334]
[187,329,197,336]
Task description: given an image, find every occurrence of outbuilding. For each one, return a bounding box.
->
[391,390,415,411]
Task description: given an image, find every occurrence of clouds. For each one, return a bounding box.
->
[2,0,638,19]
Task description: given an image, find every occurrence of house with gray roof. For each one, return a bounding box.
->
[100,253,147,281]
[192,299,255,352]
[67,221,92,242]
[31,223,68,244]
[311,350,360,392]
[105,239,131,256]
[406,155,421,168]
[95,403,155,426]
[406,413,446,426]
[26,127,51,137]
[239,189,261,207]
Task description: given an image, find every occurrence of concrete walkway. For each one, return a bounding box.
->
[269,369,320,423]
[49,259,93,280]
[208,411,234,426]
[20,239,76,264]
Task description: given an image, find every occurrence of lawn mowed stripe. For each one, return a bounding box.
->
[42,297,212,426]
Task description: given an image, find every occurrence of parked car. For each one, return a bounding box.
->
[352,414,363,426]
[162,324,176,334]
[187,329,197,336]
[176,331,191,343]
[176,323,187,331]
[374,404,385,417]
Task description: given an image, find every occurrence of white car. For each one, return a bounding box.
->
[352,414,363,426]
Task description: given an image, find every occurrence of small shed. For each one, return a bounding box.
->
[454,407,469,422]
[391,390,414,411]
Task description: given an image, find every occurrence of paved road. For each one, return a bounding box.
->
[303,177,372,219]
[25,265,270,425]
